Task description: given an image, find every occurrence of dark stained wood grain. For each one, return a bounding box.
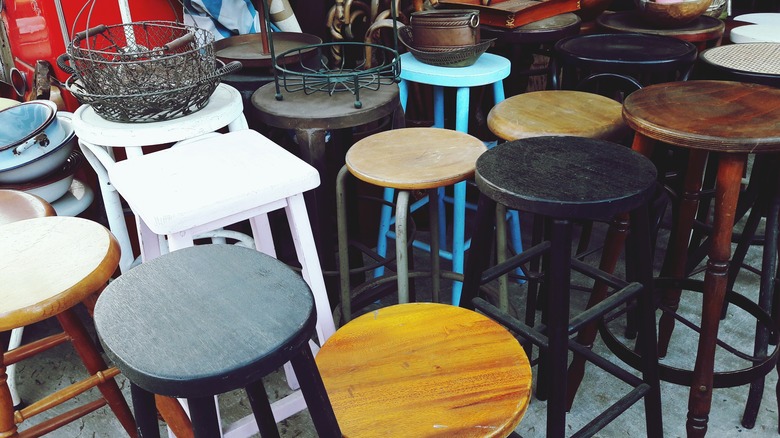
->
[623,80,780,153]
[598,11,725,47]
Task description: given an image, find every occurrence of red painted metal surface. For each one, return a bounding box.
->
[2,0,178,109]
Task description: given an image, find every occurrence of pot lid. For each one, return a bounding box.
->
[0,100,57,152]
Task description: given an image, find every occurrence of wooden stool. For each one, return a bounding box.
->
[460,136,663,438]
[0,190,56,410]
[316,302,532,437]
[94,244,341,438]
[336,127,486,321]
[618,80,780,437]
[385,53,519,302]
[597,11,725,51]
[0,216,136,437]
[488,90,628,142]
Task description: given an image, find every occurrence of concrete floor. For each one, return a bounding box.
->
[10,204,780,438]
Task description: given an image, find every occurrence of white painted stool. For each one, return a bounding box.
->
[73,83,247,273]
[81,129,336,437]
[734,12,780,25]
[730,24,780,43]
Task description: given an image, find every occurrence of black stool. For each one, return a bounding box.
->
[552,32,697,98]
[93,244,341,438]
[460,136,663,438]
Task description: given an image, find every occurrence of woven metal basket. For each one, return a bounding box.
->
[399,26,492,68]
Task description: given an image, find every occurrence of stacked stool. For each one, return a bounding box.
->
[377,52,520,303]
[0,216,136,437]
[337,127,486,320]
[82,129,334,435]
[460,136,663,438]
[94,244,533,438]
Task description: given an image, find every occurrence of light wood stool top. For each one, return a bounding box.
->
[488,91,628,142]
[316,302,532,437]
[345,128,486,190]
[0,216,119,331]
[0,190,55,226]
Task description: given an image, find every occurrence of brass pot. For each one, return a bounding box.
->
[410,10,480,49]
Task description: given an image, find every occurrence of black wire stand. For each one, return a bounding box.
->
[260,0,401,108]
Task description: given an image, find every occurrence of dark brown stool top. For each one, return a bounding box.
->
[482,13,582,44]
[699,42,780,87]
[622,79,780,437]
[0,189,55,225]
[598,11,725,49]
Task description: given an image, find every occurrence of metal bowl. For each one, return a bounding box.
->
[0,111,76,184]
[634,0,713,27]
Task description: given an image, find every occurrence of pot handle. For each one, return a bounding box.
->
[57,53,76,75]
[469,12,479,28]
[72,25,108,44]
[14,133,49,155]
[199,60,243,83]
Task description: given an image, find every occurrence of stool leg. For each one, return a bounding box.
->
[6,327,22,407]
[461,194,498,311]
[433,86,445,128]
[428,188,441,302]
[627,204,664,437]
[451,180,467,305]
[290,345,341,438]
[741,170,780,429]
[687,153,746,438]
[545,218,573,438]
[187,396,221,438]
[656,149,708,357]
[338,166,355,322]
[246,380,281,438]
[0,331,19,438]
[57,308,137,437]
[396,190,411,303]
[131,384,160,438]
[496,203,510,312]
[373,187,395,279]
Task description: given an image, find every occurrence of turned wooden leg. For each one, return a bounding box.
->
[566,213,629,410]
[56,308,137,437]
[686,153,746,437]
[0,331,18,438]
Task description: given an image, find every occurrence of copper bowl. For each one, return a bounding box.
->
[635,0,713,28]
[410,10,480,49]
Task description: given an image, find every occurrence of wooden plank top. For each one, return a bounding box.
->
[316,303,531,437]
[345,128,486,190]
[0,189,55,225]
[487,91,628,141]
[622,80,780,152]
[597,11,725,44]
[0,216,119,330]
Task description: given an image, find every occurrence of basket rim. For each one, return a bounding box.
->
[398,26,493,66]
[65,74,217,100]
[68,20,214,58]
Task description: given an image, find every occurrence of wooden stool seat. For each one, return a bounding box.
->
[0,190,55,226]
[316,302,532,437]
[596,11,725,50]
[487,91,627,142]
[698,43,780,87]
[0,216,136,437]
[345,128,486,190]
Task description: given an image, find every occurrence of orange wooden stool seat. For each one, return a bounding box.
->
[316,302,532,437]
[0,216,136,437]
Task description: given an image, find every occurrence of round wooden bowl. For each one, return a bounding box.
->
[635,0,713,28]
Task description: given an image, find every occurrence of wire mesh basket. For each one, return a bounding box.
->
[66,21,216,95]
[65,60,241,123]
[398,26,492,68]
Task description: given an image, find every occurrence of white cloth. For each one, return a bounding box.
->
[183,0,301,40]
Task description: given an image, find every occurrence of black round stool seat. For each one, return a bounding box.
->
[554,33,698,74]
[475,136,657,221]
[94,244,341,437]
[95,244,315,397]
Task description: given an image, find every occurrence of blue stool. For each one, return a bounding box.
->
[376,52,523,305]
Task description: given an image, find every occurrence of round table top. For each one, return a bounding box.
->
[0,216,119,331]
[251,81,400,130]
[733,13,780,25]
[598,11,725,44]
[730,24,780,43]
[316,302,532,437]
[346,128,486,190]
[399,52,511,88]
[699,43,780,85]
[94,244,316,397]
[622,80,780,152]
[481,13,582,44]
[72,83,244,147]
[488,91,627,142]
[0,189,55,225]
